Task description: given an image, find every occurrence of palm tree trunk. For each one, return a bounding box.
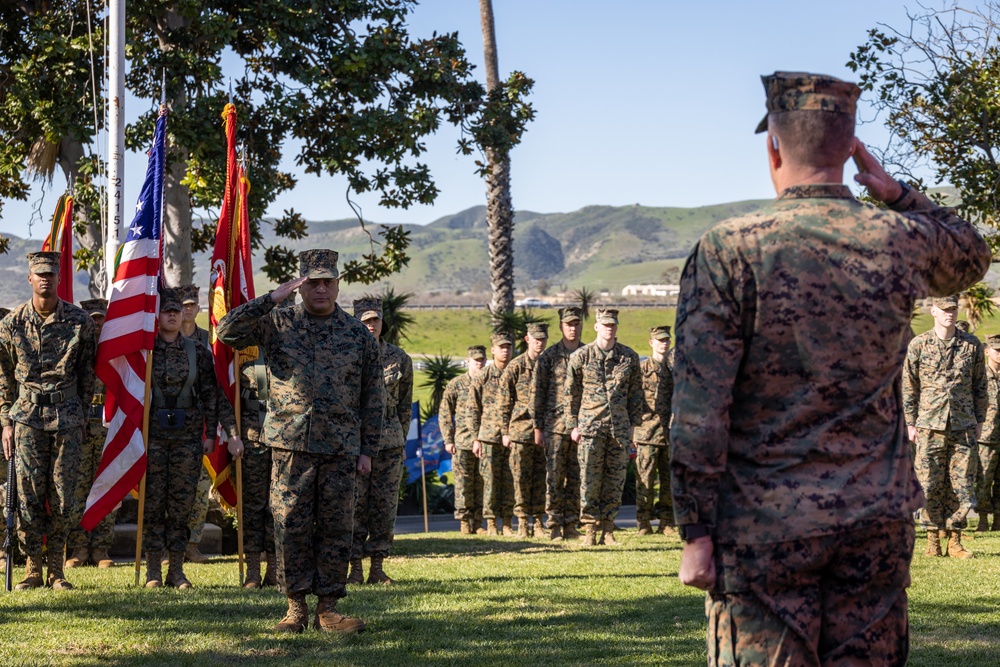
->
[479,0,515,322]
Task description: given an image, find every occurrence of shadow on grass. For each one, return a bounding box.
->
[392,535,681,559]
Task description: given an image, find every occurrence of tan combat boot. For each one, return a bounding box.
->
[263,551,277,587]
[64,547,89,569]
[582,524,598,546]
[925,529,942,557]
[516,519,530,539]
[165,550,192,589]
[549,524,563,541]
[502,516,516,536]
[459,519,471,535]
[347,557,364,585]
[486,519,499,536]
[0,549,6,573]
[947,530,974,559]
[533,516,547,538]
[563,523,581,540]
[185,543,210,564]
[15,554,44,590]
[474,518,488,535]
[47,558,74,590]
[601,520,619,546]
[314,595,365,634]
[275,593,308,633]
[243,551,262,589]
[90,548,114,568]
[367,555,394,585]
[145,551,163,588]
[637,520,653,536]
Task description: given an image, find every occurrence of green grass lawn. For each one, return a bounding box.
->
[1,527,998,666]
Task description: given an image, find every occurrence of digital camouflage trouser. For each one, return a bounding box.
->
[708,521,913,666]
[578,434,628,526]
[510,441,546,519]
[480,441,514,519]
[14,423,83,557]
[67,421,116,552]
[453,448,484,522]
[143,435,202,553]
[914,427,976,531]
[976,444,1000,516]
[544,431,580,528]
[187,463,212,545]
[352,446,404,559]
[241,442,274,554]
[635,443,673,524]
[271,449,355,599]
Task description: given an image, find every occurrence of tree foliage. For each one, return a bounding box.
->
[848,2,1000,252]
[364,285,414,348]
[571,286,595,321]
[488,306,545,355]
[419,354,463,420]
[962,281,996,331]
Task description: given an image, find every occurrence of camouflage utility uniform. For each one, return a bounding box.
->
[0,290,96,589]
[216,292,384,607]
[671,72,989,667]
[469,362,515,530]
[634,346,674,530]
[565,338,642,534]
[500,349,547,534]
[352,339,412,570]
[441,371,483,527]
[904,325,987,536]
[976,342,1000,530]
[534,337,582,533]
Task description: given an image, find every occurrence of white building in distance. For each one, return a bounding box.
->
[621,284,680,297]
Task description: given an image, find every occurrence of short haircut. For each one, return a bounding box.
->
[770,110,855,169]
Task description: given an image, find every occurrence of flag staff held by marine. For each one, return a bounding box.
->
[80,105,169,588]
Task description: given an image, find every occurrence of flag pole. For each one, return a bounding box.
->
[134,350,154,587]
[420,454,429,533]
[233,350,245,586]
[105,0,125,299]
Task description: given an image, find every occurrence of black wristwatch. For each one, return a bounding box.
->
[886,180,911,207]
[679,524,711,543]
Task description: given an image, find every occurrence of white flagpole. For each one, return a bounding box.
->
[106,0,125,297]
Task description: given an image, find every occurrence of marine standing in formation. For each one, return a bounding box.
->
[65,298,115,570]
[220,353,277,588]
[533,306,583,541]
[348,297,413,585]
[670,71,989,663]
[440,345,487,535]
[142,288,218,589]
[217,249,384,635]
[565,308,642,547]
[469,332,516,536]
[500,322,549,538]
[904,295,987,558]
[975,334,1000,533]
[632,325,674,536]
[0,252,96,590]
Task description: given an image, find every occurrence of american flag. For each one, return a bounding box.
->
[80,108,167,530]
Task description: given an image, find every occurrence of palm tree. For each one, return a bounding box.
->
[420,354,463,420]
[480,0,515,323]
[489,306,548,355]
[571,286,595,321]
[962,282,996,332]
[364,286,415,346]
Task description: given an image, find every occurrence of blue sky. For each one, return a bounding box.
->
[2,1,923,240]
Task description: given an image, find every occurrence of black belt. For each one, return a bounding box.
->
[20,386,77,406]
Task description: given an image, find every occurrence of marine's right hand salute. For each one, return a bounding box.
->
[270,276,308,304]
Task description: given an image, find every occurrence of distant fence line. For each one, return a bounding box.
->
[404,302,677,310]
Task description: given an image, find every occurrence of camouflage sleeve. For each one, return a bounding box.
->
[974,346,988,424]
[564,352,584,431]
[216,294,276,350]
[359,333,386,458]
[467,373,485,441]
[439,380,458,445]
[663,363,674,421]
[532,355,549,431]
[498,365,516,437]
[902,343,920,427]
[217,384,237,438]
[627,351,644,428]
[891,188,991,295]
[0,320,14,427]
[669,240,746,528]
[396,354,413,434]
[77,315,97,420]
[196,343,219,439]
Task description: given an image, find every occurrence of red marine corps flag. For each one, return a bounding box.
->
[41,194,75,303]
[207,102,256,510]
